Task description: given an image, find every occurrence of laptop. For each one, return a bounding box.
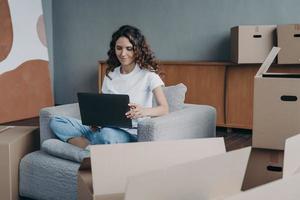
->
[77,93,132,128]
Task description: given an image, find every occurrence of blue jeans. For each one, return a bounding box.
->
[49,116,137,145]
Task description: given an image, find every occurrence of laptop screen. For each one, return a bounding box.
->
[77,93,132,128]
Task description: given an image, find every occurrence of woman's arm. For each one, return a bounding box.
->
[126,86,169,119]
[146,86,169,117]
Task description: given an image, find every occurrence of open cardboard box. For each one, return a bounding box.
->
[124,134,300,200]
[252,47,300,150]
[77,138,226,200]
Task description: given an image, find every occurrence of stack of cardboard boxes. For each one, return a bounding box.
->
[231,24,300,64]
[242,47,300,189]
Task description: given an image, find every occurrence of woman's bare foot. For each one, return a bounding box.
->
[68,137,90,149]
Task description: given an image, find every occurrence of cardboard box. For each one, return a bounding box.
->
[225,172,300,200]
[77,138,226,200]
[0,126,40,200]
[231,25,276,63]
[277,24,300,64]
[225,139,300,200]
[124,134,300,200]
[241,148,283,190]
[252,47,300,150]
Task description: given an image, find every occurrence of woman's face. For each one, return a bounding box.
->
[115,36,135,68]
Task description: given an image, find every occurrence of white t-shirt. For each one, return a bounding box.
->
[101,64,164,134]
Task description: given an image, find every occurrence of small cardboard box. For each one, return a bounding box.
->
[252,47,300,150]
[277,24,300,64]
[124,134,300,200]
[0,126,39,200]
[231,25,276,63]
[77,138,226,200]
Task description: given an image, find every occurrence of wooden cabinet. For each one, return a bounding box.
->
[99,61,300,129]
[225,65,259,129]
[158,63,226,126]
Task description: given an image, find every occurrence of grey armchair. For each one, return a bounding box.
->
[19,101,216,200]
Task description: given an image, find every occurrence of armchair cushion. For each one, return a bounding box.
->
[153,83,187,112]
[41,139,89,163]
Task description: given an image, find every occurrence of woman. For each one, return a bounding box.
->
[50,25,169,148]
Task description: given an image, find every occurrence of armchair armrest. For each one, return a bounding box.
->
[137,104,216,142]
[39,103,80,144]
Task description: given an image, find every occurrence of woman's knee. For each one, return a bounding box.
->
[100,128,119,144]
[49,116,65,130]
[99,127,132,144]
[49,116,82,142]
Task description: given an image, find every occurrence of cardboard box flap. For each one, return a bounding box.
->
[255,47,280,77]
[0,126,14,134]
[90,138,226,198]
[124,147,251,200]
[283,133,300,178]
[0,126,37,144]
[224,172,300,200]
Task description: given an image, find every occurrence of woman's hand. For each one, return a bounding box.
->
[126,103,148,119]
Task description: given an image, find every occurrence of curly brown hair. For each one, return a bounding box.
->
[106,25,158,78]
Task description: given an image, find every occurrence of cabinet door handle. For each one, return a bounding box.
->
[280,95,298,101]
[294,34,300,37]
